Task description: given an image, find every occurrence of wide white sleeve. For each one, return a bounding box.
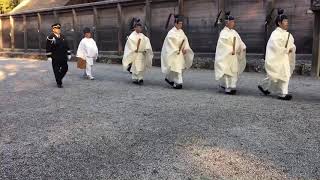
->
[182,36,194,69]
[144,37,154,68]
[122,37,137,69]
[76,40,86,59]
[288,35,296,75]
[93,40,99,59]
[269,34,289,55]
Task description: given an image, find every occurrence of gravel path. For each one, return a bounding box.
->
[0,58,320,179]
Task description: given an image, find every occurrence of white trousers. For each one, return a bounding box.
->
[166,71,183,84]
[132,71,145,80]
[260,77,289,95]
[220,75,238,89]
[84,64,93,77]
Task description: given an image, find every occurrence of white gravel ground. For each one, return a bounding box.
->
[0,58,320,179]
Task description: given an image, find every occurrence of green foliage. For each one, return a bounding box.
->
[0,0,21,14]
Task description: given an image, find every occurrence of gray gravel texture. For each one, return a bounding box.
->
[0,58,320,180]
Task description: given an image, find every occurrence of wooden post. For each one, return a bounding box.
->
[93,6,99,44]
[145,0,151,38]
[23,15,27,52]
[37,13,42,52]
[10,16,15,51]
[218,0,226,32]
[72,9,78,55]
[311,11,320,77]
[117,3,123,54]
[0,18,3,50]
[265,0,275,54]
[53,10,59,23]
[178,0,184,16]
[219,0,225,14]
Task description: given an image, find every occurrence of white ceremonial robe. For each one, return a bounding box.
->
[122,31,153,80]
[260,27,296,95]
[215,27,246,89]
[77,38,98,77]
[161,27,194,84]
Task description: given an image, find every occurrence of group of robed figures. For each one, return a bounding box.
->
[46,9,296,101]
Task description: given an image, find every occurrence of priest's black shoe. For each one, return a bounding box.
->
[133,80,139,84]
[225,89,237,95]
[127,64,132,74]
[219,85,226,90]
[57,84,63,88]
[278,94,293,101]
[173,84,183,89]
[258,85,271,95]
[138,80,144,85]
[165,78,174,86]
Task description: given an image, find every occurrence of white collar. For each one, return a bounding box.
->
[54,33,60,38]
[276,27,287,33]
[173,26,181,31]
[224,26,233,31]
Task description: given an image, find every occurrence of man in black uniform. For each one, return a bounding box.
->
[46,23,71,88]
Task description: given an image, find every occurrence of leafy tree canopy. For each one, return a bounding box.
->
[0,0,21,14]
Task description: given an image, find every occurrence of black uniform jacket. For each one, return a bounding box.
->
[46,33,71,63]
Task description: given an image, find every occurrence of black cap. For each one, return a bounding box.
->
[225,11,235,21]
[130,18,142,31]
[83,27,91,34]
[165,14,184,30]
[275,8,288,26]
[174,14,184,23]
[51,23,61,29]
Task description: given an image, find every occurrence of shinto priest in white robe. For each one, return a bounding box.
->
[161,27,194,86]
[215,26,246,91]
[122,31,153,81]
[259,27,296,96]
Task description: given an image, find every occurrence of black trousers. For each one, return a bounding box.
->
[52,61,68,85]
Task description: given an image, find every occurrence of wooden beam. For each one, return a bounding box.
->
[0,18,3,50]
[37,13,42,52]
[145,0,151,38]
[178,0,184,16]
[23,15,27,52]
[117,3,123,54]
[93,6,99,44]
[72,9,78,55]
[10,16,15,50]
[311,11,320,77]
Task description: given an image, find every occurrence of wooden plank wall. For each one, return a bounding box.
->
[274,0,313,54]
[1,18,11,49]
[121,5,146,45]
[40,14,56,50]
[14,17,24,49]
[76,10,95,47]
[59,12,75,51]
[97,8,118,51]
[26,16,38,49]
[227,0,266,53]
[150,1,178,51]
[0,0,314,55]
[184,0,219,52]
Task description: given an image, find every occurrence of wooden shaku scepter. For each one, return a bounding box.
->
[136,39,141,53]
[285,32,290,48]
[177,39,185,55]
[232,37,236,55]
